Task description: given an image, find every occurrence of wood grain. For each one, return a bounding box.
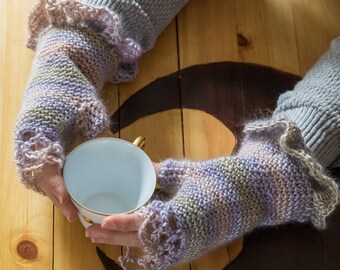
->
[293,0,340,74]
[0,0,53,269]
[235,0,300,74]
[118,21,190,270]
[119,21,185,163]
[54,212,122,270]
[322,205,340,270]
[178,1,241,269]
[120,21,179,102]
[178,0,238,69]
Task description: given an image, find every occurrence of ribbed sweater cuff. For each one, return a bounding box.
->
[81,0,189,52]
[273,107,340,167]
[81,0,156,51]
[82,0,113,6]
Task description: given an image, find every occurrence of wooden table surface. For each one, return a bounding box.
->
[1,0,339,269]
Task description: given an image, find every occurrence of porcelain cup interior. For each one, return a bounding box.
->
[63,137,156,228]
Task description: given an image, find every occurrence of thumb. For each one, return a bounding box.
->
[156,159,188,194]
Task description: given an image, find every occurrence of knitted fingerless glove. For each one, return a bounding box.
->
[15,0,189,193]
[124,119,339,270]
[14,0,142,193]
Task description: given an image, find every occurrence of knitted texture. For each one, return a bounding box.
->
[15,26,116,193]
[28,0,143,83]
[16,0,189,193]
[121,119,339,270]
[16,0,142,193]
[83,0,189,51]
[273,37,340,167]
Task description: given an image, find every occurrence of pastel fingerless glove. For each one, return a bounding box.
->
[125,119,339,270]
[15,0,189,193]
[14,0,141,193]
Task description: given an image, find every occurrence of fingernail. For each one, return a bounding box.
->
[101,221,108,229]
[85,230,91,238]
[69,213,78,223]
[102,216,110,223]
[91,237,95,243]
[67,213,77,223]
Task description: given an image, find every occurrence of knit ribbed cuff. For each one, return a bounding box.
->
[82,0,112,5]
[81,0,189,52]
[273,107,340,167]
[81,0,157,51]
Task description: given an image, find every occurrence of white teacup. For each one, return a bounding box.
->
[63,136,156,228]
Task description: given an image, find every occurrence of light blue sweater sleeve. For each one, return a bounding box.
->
[273,37,340,167]
[82,0,189,52]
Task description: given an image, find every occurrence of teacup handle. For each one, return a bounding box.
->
[133,136,161,190]
[133,136,146,149]
[81,214,94,225]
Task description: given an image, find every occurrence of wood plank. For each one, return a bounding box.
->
[240,63,300,119]
[182,109,236,160]
[235,0,300,74]
[0,0,53,269]
[322,196,340,270]
[256,224,323,270]
[293,0,340,74]
[54,212,122,270]
[225,234,259,270]
[229,224,324,270]
[180,63,242,156]
[226,239,243,263]
[0,0,6,128]
[178,1,241,269]
[178,0,238,69]
[118,21,190,270]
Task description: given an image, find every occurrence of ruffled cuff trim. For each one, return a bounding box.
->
[244,118,340,229]
[14,128,64,194]
[119,201,186,270]
[27,0,142,83]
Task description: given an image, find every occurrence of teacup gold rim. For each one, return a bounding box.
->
[65,137,145,159]
[64,137,157,217]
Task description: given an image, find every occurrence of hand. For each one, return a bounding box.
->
[35,163,78,223]
[34,129,116,223]
[85,120,339,270]
[85,162,161,246]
